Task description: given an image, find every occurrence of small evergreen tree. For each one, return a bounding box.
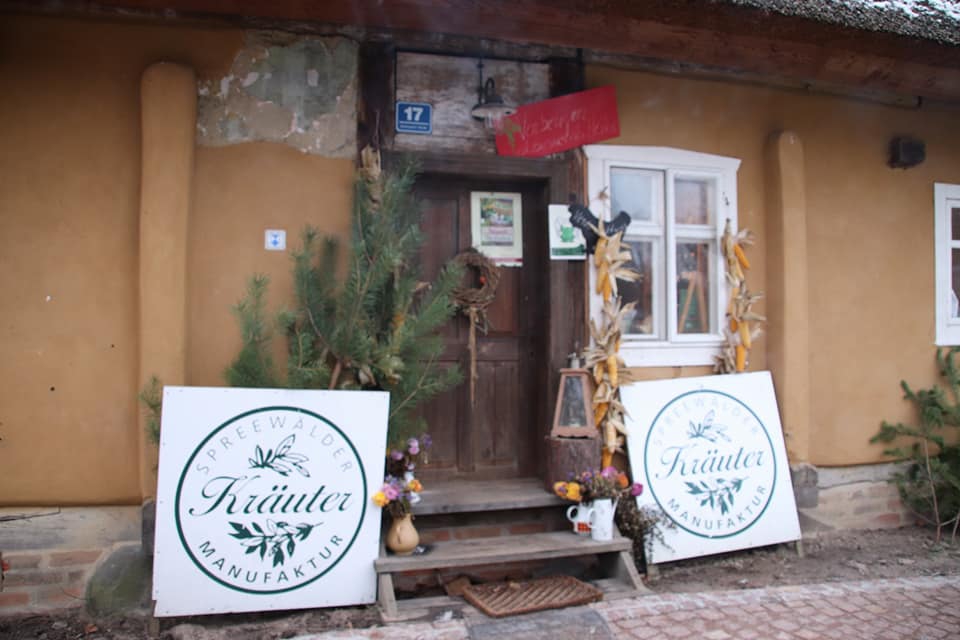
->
[225,150,463,445]
[872,347,960,542]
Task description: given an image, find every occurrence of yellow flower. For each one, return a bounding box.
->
[553,481,569,498]
[372,491,389,507]
[566,482,582,502]
[407,479,423,492]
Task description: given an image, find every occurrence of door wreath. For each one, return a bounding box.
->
[452,249,501,405]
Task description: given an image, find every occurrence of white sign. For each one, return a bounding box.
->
[548,204,586,260]
[153,387,388,617]
[471,191,523,267]
[264,229,286,251]
[622,372,800,563]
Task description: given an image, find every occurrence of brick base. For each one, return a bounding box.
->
[0,505,139,616]
[0,548,102,615]
[799,476,912,530]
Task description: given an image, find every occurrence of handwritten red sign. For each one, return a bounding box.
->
[495,85,620,157]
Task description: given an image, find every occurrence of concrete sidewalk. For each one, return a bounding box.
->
[298,575,960,640]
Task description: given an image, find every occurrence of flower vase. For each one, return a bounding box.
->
[587,498,618,542]
[386,514,419,555]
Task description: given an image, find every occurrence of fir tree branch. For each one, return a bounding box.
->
[389,352,441,420]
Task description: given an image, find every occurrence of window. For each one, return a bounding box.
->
[584,145,741,367]
[935,183,960,345]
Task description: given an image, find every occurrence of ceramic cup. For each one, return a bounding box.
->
[565,503,592,535]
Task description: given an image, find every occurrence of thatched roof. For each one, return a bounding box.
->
[725,0,960,46]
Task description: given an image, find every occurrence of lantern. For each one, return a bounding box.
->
[550,368,597,438]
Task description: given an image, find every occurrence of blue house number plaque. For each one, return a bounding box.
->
[396,101,432,134]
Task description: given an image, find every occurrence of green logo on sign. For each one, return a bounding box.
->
[174,407,367,594]
[644,390,776,539]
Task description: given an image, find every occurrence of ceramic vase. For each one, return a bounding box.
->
[386,514,419,555]
[587,498,617,542]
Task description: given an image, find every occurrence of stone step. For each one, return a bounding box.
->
[375,530,631,573]
[411,477,565,516]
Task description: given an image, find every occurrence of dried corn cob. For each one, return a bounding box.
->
[734,243,751,270]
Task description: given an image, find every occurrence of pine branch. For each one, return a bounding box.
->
[225,274,279,388]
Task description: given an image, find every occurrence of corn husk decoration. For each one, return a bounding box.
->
[586,219,640,467]
[716,219,765,373]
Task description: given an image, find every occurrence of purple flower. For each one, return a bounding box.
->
[407,438,420,455]
[390,450,404,461]
[420,434,433,450]
[630,483,644,497]
[601,466,618,479]
[383,483,400,500]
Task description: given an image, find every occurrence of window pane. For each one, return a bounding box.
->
[675,177,716,226]
[676,242,713,334]
[619,240,656,336]
[953,248,960,318]
[953,207,960,241]
[611,167,662,223]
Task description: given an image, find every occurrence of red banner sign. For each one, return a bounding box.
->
[495,85,620,157]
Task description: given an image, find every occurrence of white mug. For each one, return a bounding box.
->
[565,504,592,535]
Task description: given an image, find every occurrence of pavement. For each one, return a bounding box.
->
[296,575,960,639]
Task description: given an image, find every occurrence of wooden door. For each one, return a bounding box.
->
[414,176,547,480]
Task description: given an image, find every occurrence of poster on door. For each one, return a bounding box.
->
[621,372,800,563]
[471,191,523,266]
[152,387,388,616]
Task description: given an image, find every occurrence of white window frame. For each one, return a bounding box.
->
[934,183,960,345]
[584,145,741,367]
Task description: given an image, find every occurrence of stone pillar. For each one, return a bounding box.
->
[765,131,811,463]
[138,63,196,498]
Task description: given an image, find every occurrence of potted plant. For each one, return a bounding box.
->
[373,434,431,554]
[554,466,643,541]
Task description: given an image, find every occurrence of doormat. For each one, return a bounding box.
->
[462,575,603,618]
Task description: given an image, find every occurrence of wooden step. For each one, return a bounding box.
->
[375,531,646,619]
[375,530,631,573]
[411,477,565,516]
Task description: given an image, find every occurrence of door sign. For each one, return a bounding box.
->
[396,101,433,134]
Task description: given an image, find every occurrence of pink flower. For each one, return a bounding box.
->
[630,482,644,497]
[383,483,400,500]
[390,450,404,461]
[601,466,618,479]
[407,438,420,455]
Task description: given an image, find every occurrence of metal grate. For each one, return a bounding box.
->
[462,575,603,618]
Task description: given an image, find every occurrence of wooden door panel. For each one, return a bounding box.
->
[419,195,461,341]
[415,362,460,472]
[486,268,519,334]
[414,176,545,480]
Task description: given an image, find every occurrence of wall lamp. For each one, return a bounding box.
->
[470,60,516,128]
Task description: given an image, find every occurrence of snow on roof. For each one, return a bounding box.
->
[725,0,960,46]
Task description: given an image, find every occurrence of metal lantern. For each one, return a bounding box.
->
[550,368,597,438]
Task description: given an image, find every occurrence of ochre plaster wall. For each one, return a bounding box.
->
[589,65,960,466]
[187,144,355,387]
[0,15,354,505]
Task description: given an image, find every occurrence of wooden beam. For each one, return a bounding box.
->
[18,0,960,102]
[357,41,395,154]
